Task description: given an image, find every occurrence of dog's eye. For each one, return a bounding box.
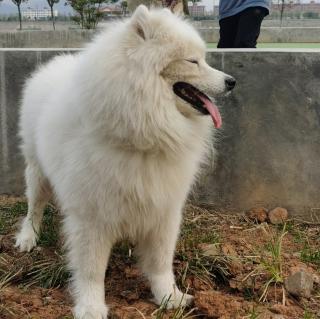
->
[186,59,199,65]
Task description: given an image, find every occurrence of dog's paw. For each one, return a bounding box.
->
[74,304,108,319]
[167,292,194,309]
[15,222,37,252]
[155,291,194,309]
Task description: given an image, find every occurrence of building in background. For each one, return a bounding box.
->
[213,0,320,18]
[22,8,58,20]
[188,3,206,16]
[270,0,320,18]
[99,4,123,18]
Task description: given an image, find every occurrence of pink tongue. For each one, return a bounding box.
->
[198,96,222,129]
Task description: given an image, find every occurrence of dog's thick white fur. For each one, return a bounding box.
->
[16,6,233,319]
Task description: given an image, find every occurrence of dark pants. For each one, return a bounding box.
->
[218,6,269,48]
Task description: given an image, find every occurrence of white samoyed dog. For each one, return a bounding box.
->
[16,5,235,319]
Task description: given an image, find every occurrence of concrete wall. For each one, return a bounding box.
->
[1,27,320,48]
[1,18,320,32]
[0,30,96,48]
[198,27,320,43]
[195,49,320,218]
[1,49,320,218]
[193,19,320,28]
[0,21,82,32]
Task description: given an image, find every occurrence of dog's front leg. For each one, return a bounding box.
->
[136,207,193,309]
[64,215,111,319]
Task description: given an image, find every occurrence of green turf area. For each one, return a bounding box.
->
[207,42,320,49]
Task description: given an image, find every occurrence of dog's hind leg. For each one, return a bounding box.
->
[136,208,194,309]
[15,162,51,252]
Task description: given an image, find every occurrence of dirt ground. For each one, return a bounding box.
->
[0,195,319,319]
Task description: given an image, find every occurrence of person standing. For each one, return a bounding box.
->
[218,0,271,48]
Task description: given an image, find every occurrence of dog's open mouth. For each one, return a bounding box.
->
[173,82,222,128]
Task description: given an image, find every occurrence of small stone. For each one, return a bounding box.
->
[313,274,320,284]
[246,207,268,223]
[268,207,288,224]
[199,243,220,257]
[124,266,140,279]
[120,290,140,301]
[260,311,285,319]
[285,271,313,298]
[222,243,238,257]
[221,244,243,275]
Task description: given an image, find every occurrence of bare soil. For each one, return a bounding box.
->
[0,195,319,319]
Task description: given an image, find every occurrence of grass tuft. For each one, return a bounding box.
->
[176,207,232,290]
[303,310,316,319]
[37,204,60,247]
[152,292,196,319]
[0,255,24,291]
[244,307,260,319]
[247,224,287,303]
[301,248,320,266]
[24,253,70,288]
[0,201,27,235]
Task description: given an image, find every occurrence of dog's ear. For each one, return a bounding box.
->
[131,5,150,40]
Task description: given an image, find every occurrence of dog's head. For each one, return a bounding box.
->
[128,5,236,128]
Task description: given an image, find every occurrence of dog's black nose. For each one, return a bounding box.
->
[225,77,236,90]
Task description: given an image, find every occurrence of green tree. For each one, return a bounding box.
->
[278,0,290,27]
[67,0,106,29]
[120,0,127,15]
[161,0,189,15]
[182,0,189,15]
[303,11,319,19]
[279,0,285,26]
[11,0,27,30]
[47,0,60,30]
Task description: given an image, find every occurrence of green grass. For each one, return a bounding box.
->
[24,254,70,288]
[207,42,320,49]
[303,310,316,319]
[0,201,70,289]
[152,293,195,319]
[176,212,231,289]
[0,200,60,246]
[259,225,287,302]
[301,248,320,266]
[179,222,220,254]
[0,202,27,235]
[246,308,260,319]
[38,204,60,247]
[246,224,287,303]
[0,200,61,247]
[284,221,320,268]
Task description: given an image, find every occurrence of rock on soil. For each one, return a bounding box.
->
[246,207,268,223]
[268,207,288,224]
[110,300,157,319]
[285,270,314,298]
[199,243,220,257]
[221,243,243,275]
[259,311,285,319]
